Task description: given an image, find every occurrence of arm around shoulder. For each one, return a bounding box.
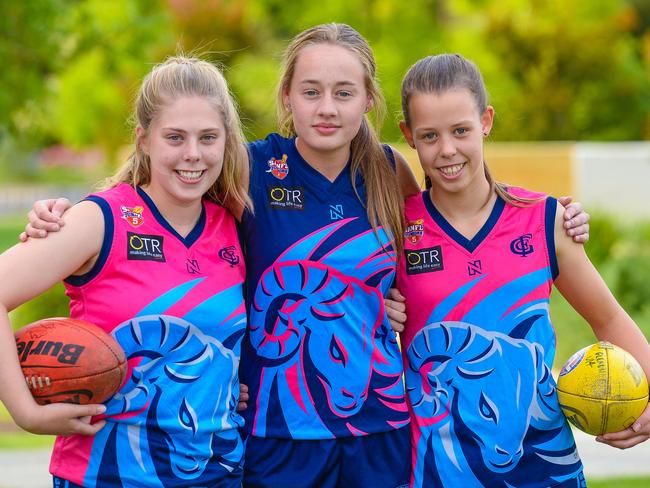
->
[390,146,421,198]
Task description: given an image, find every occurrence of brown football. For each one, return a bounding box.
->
[15,318,127,405]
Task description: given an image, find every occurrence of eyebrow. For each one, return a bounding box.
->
[298,79,358,87]
[161,127,222,132]
[415,120,473,131]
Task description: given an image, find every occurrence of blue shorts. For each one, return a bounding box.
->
[243,427,410,488]
[557,471,587,488]
[53,469,243,488]
[53,478,83,488]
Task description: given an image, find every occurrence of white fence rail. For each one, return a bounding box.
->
[575,142,650,219]
[0,185,89,215]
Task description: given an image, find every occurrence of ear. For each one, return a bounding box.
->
[365,95,374,113]
[136,126,149,155]
[282,85,291,111]
[399,121,415,149]
[481,105,495,137]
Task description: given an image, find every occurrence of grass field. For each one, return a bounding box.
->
[0,213,25,252]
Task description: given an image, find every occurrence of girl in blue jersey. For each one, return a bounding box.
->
[21,25,591,488]
[1,56,252,487]
[397,53,650,487]
[231,25,586,488]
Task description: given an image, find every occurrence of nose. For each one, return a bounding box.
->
[317,93,337,116]
[439,134,456,159]
[183,138,200,162]
[341,387,354,399]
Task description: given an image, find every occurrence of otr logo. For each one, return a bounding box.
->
[129,234,162,254]
[268,186,304,210]
[127,232,165,262]
[407,248,440,266]
[405,245,443,274]
[270,187,302,204]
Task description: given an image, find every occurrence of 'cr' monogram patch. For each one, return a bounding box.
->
[218,246,240,267]
[510,233,534,257]
[405,245,443,275]
[267,186,304,210]
[127,232,165,262]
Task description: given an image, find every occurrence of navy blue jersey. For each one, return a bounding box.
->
[239,133,409,439]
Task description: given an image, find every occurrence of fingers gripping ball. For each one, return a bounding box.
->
[15,318,127,405]
[556,341,649,435]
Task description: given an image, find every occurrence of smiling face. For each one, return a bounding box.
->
[283,43,371,166]
[400,88,494,197]
[139,95,226,210]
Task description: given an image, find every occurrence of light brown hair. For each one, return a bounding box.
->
[401,54,539,206]
[277,23,404,254]
[106,55,252,214]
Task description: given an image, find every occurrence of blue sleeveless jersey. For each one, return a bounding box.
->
[239,133,409,439]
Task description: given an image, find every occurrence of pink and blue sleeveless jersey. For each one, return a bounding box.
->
[50,183,246,487]
[239,133,409,439]
[397,189,583,487]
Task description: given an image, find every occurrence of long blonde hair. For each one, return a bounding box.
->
[401,54,539,206]
[277,23,404,255]
[106,55,252,214]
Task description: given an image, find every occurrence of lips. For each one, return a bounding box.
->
[313,124,340,135]
[438,163,465,178]
[175,169,205,182]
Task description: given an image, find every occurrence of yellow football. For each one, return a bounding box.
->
[556,341,648,435]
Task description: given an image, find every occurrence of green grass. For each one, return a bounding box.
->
[0,213,26,253]
[588,477,650,487]
[0,403,54,449]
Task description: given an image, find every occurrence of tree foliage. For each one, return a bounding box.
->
[1,0,649,177]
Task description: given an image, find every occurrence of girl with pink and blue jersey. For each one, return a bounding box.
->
[0,56,251,487]
[396,53,650,487]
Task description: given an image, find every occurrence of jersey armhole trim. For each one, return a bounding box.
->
[382,144,397,172]
[64,195,113,286]
[544,197,559,280]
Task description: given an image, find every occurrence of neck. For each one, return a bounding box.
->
[295,137,350,182]
[429,176,495,233]
[140,185,202,238]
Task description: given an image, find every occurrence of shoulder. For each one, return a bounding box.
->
[404,191,426,217]
[503,185,547,200]
[248,133,292,157]
[387,145,421,197]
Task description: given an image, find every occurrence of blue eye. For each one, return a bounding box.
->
[479,391,498,424]
[179,398,198,434]
[422,132,437,142]
[329,336,347,366]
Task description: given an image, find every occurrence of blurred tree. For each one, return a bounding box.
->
[0,1,69,139]
[483,0,650,141]
[2,0,650,181]
[0,0,72,179]
[45,0,173,161]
